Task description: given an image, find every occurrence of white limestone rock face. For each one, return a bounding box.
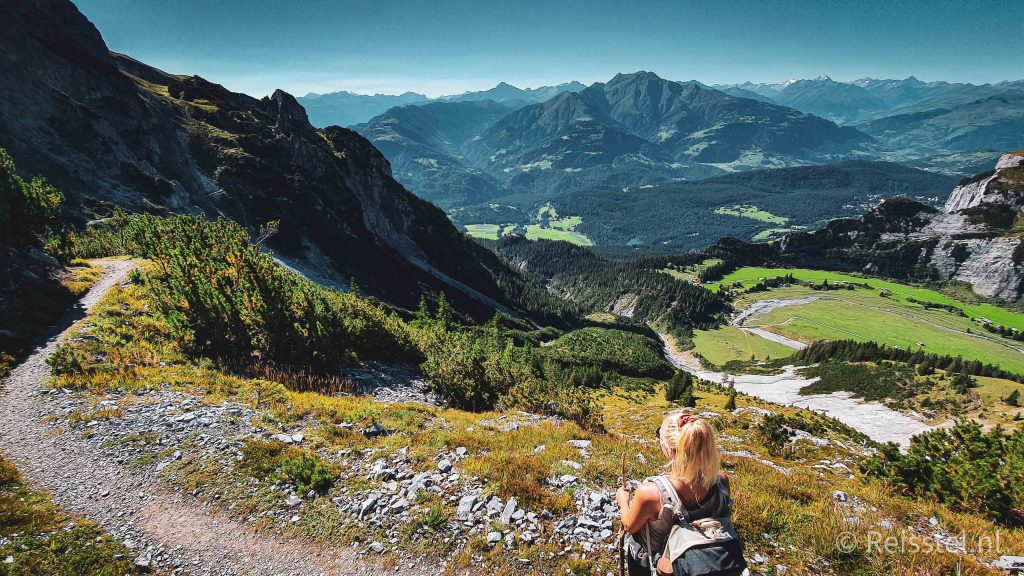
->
[950,238,1022,301]
[945,152,1024,213]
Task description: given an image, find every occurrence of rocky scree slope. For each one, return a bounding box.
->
[778,151,1024,301]
[0,0,532,318]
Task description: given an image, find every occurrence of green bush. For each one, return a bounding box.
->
[47,344,88,376]
[1006,389,1021,407]
[65,214,418,372]
[240,440,336,496]
[280,452,335,496]
[542,327,673,379]
[861,421,1024,525]
[665,370,694,404]
[0,148,63,248]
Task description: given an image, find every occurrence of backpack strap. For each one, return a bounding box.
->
[649,475,684,516]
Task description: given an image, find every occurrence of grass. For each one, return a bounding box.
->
[465,221,593,246]
[42,262,1024,575]
[713,204,789,225]
[660,258,723,283]
[691,325,795,366]
[464,224,501,240]
[708,266,1024,332]
[0,453,134,575]
[1,258,101,377]
[743,287,1024,374]
[523,224,592,246]
[751,227,795,241]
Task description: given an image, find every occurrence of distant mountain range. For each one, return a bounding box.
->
[297,81,585,127]
[718,75,1024,126]
[354,71,867,208]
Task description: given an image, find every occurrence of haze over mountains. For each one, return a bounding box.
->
[289,70,1021,250]
[297,81,585,128]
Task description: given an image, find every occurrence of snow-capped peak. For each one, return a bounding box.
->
[816,74,832,81]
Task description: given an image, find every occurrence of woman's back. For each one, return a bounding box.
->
[643,473,732,556]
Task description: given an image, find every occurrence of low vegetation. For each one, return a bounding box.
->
[863,420,1024,526]
[0,453,134,575]
[0,148,101,376]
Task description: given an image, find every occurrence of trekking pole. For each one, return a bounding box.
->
[618,452,627,576]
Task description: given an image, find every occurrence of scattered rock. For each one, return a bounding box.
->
[500,497,518,525]
[487,532,502,546]
[833,490,849,503]
[457,494,477,520]
[994,556,1024,574]
[437,459,453,473]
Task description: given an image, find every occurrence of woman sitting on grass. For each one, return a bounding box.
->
[616,412,733,575]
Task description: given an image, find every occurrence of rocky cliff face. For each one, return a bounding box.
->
[780,152,1024,301]
[0,0,531,317]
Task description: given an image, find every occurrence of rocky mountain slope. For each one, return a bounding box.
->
[356,71,868,206]
[353,100,513,207]
[0,0,542,317]
[778,151,1024,301]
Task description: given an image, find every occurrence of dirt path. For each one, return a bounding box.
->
[0,260,398,575]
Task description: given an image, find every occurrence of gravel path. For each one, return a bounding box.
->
[659,333,934,448]
[0,260,400,575]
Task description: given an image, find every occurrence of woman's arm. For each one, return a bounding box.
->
[616,482,661,533]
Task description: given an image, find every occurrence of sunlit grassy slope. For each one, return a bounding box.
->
[707,267,1024,331]
[43,263,1023,575]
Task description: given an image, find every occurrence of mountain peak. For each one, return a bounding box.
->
[816,74,832,81]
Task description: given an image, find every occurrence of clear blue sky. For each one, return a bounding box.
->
[74,0,1023,98]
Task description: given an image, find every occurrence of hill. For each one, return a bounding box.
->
[776,152,1024,302]
[0,0,558,320]
[456,161,958,249]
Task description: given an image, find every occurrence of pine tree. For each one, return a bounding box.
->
[724,389,737,411]
[1006,389,1021,407]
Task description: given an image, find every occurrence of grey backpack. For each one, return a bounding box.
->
[646,476,746,576]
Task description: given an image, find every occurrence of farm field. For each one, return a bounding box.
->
[708,267,1024,331]
[713,204,788,224]
[735,284,1024,374]
[691,325,796,366]
[463,223,501,240]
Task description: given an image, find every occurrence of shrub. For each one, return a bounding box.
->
[0,148,63,248]
[664,370,690,402]
[47,344,88,376]
[280,452,335,496]
[1006,389,1021,407]
[65,214,418,372]
[542,327,673,379]
[861,420,1023,525]
[239,440,336,496]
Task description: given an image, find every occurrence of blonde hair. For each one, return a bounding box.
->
[659,410,720,490]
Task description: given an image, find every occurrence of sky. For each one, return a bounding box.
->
[75,0,1023,99]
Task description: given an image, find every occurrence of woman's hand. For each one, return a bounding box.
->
[616,486,631,509]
